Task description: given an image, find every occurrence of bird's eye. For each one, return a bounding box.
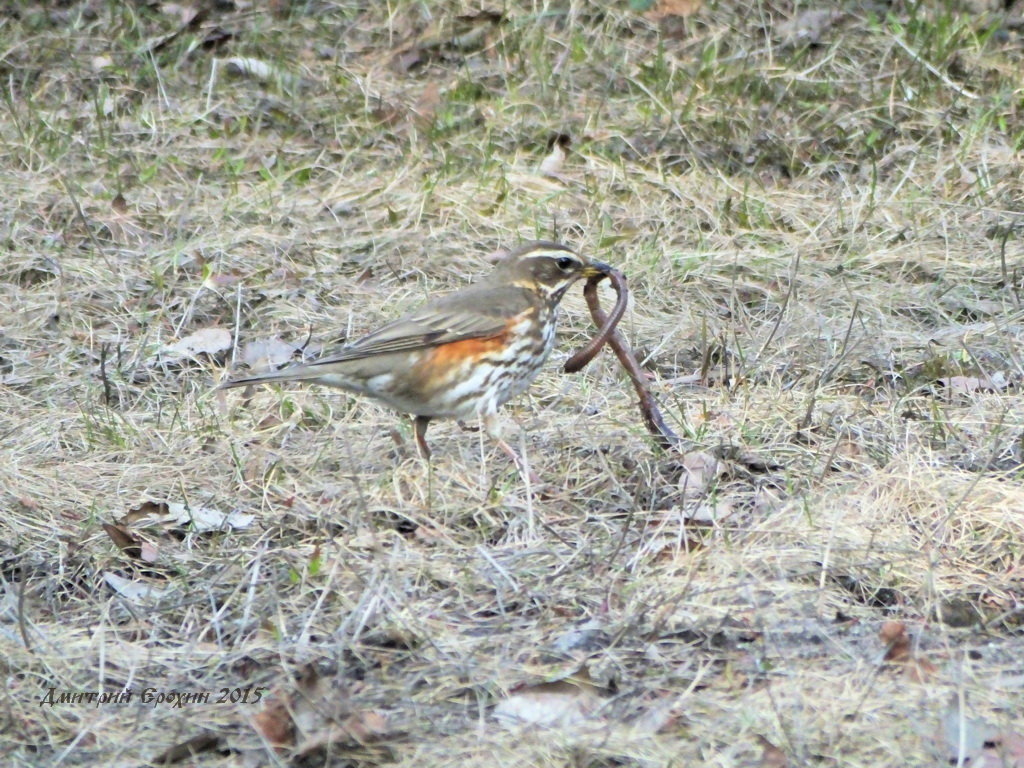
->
[555,256,575,270]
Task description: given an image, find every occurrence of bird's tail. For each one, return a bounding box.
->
[217,364,325,390]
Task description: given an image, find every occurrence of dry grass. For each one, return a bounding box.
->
[2,0,1024,765]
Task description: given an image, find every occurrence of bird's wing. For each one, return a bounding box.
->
[302,285,527,366]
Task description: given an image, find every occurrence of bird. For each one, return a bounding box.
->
[219,241,611,474]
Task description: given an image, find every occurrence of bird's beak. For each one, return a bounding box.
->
[581,260,613,279]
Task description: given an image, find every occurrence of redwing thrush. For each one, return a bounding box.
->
[219,241,611,470]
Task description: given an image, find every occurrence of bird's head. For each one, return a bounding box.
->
[494,241,611,303]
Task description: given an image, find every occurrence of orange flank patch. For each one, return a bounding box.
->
[418,334,508,373]
[412,308,534,387]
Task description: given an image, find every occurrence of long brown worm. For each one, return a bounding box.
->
[566,270,683,452]
[563,269,629,373]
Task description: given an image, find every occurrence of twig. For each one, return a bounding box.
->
[99,342,113,406]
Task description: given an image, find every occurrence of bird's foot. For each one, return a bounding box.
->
[494,437,543,486]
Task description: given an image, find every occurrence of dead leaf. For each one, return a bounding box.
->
[880,621,937,682]
[880,620,911,661]
[157,2,200,25]
[121,500,254,534]
[252,665,391,757]
[937,373,1009,396]
[539,133,570,178]
[99,194,147,244]
[101,520,162,566]
[906,656,938,683]
[773,10,842,47]
[197,26,233,52]
[448,10,504,50]
[369,99,407,126]
[935,598,981,628]
[678,451,722,497]
[241,338,300,370]
[295,711,390,756]
[252,697,293,748]
[163,327,232,359]
[203,272,243,289]
[103,572,168,602]
[551,619,611,655]
[644,0,702,20]
[102,523,142,559]
[680,499,734,523]
[493,671,604,728]
[140,541,160,564]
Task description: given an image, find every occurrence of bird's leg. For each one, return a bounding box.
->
[413,415,432,460]
[483,412,541,486]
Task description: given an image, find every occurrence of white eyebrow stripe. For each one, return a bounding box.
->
[523,250,579,261]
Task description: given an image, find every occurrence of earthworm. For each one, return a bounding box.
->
[563,269,628,373]
[566,270,683,452]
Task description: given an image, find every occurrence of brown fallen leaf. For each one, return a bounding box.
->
[102,523,142,559]
[628,692,681,734]
[880,621,937,682]
[880,620,911,662]
[251,696,293,749]
[251,665,391,758]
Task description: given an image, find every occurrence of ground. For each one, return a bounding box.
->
[1,1,1023,766]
